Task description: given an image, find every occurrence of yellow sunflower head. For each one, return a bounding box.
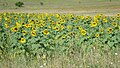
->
[0,16,2,19]
[67,26,72,30]
[24,24,31,28]
[81,16,84,20]
[69,32,74,36]
[55,27,59,31]
[51,21,55,25]
[11,26,18,32]
[56,14,60,18]
[56,22,61,26]
[90,22,97,27]
[103,19,108,23]
[39,23,44,27]
[31,31,37,36]
[53,26,59,31]
[108,27,113,34]
[62,34,66,39]
[20,38,26,43]
[4,23,9,28]
[22,30,27,35]
[61,20,65,23]
[79,26,83,30]
[95,33,100,38]
[112,22,118,27]
[76,26,79,29]
[60,25,64,30]
[99,28,104,33]
[110,17,114,21]
[16,22,21,28]
[43,30,49,35]
[86,16,91,19]
[116,14,120,18]
[118,26,120,30]
[35,19,39,23]
[32,27,36,31]
[81,29,87,36]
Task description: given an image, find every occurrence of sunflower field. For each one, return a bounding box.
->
[0,12,120,59]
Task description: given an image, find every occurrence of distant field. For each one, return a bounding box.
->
[0,0,120,15]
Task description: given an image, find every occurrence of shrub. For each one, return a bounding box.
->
[15,1,24,7]
[40,2,44,6]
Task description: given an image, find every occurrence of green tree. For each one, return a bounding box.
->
[15,1,24,7]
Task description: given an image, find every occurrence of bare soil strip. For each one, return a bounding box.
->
[0,9,120,16]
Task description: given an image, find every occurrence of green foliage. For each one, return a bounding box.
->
[15,1,24,7]
[0,13,120,60]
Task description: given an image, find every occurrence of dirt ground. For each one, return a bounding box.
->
[0,9,120,16]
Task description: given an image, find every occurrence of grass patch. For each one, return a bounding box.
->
[0,44,120,68]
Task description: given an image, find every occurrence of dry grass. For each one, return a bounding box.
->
[0,45,120,68]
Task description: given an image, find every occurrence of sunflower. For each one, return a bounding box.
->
[53,26,59,31]
[20,38,26,43]
[39,23,44,27]
[56,22,61,26]
[22,30,27,35]
[31,30,37,36]
[56,14,60,18]
[0,16,2,19]
[51,21,55,25]
[81,29,87,36]
[86,16,91,19]
[74,20,78,22]
[27,14,30,18]
[112,22,117,27]
[103,19,108,23]
[118,26,120,30]
[95,33,100,38]
[116,14,120,18]
[93,16,98,22]
[99,28,104,33]
[60,25,64,30]
[79,26,83,30]
[55,27,59,31]
[59,17,62,21]
[90,22,97,27]
[35,19,39,23]
[36,24,40,28]
[110,17,114,21]
[81,16,84,20]
[61,20,65,23]
[4,17,7,20]
[3,12,6,16]
[68,32,74,36]
[76,26,79,29]
[16,22,21,28]
[108,27,113,34]
[11,26,18,32]
[43,30,49,35]
[4,23,9,28]
[24,24,31,28]
[32,27,36,31]
[67,26,72,30]
[48,26,51,29]
[62,34,66,39]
